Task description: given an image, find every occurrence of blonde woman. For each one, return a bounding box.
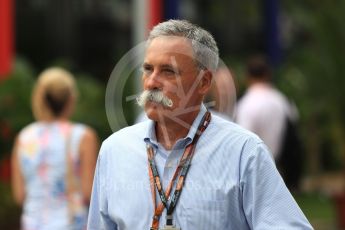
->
[11,67,99,230]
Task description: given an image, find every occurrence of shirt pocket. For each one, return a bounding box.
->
[184,200,226,229]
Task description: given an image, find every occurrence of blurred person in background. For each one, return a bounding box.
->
[235,55,302,190]
[11,67,99,230]
[87,20,311,229]
[206,66,236,120]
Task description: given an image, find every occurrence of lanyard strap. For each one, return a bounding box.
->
[148,111,211,229]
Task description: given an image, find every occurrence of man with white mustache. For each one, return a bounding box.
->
[87,20,312,230]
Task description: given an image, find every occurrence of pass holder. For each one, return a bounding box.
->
[162,215,180,229]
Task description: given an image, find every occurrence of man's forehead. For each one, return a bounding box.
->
[148,35,192,44]
[146,36,194,56]
[143,53,196,70]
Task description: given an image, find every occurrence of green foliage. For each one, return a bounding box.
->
[276,1,345,172]
[294,192,336,228]
[72,73,112,141]
[0,59,35,156]
[0,59,35,132]
[0,182,21,230]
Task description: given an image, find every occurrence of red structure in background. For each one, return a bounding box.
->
[0,0,14,183]
[148,0,162,31]
[0,0,14,79]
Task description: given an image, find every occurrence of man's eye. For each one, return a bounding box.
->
[141,66,153,74]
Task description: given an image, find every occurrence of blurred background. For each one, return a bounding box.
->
[1,0,345,229]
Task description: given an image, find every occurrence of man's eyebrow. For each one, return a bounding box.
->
[160,64,174,69]
[160,64,181,73]
[141,63,181,73]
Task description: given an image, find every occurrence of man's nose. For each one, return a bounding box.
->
[144,71,163,90]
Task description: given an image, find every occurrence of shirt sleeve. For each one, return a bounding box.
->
[239,139,313,230]
[87,143,118,230]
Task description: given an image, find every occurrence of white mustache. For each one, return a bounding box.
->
[136,90,173,108]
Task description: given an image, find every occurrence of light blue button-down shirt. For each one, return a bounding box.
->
[88,105,313,230]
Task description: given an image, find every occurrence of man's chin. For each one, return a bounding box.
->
[144,103,172,121]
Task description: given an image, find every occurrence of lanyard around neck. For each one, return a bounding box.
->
[147,111,211,230]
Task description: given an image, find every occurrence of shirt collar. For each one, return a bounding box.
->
[144,104,208,149]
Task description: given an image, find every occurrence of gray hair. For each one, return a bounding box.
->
[148,19,219,72]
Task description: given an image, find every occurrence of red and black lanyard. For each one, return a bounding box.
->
[147,111,211,230]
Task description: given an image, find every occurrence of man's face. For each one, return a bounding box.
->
[141,36,208,122]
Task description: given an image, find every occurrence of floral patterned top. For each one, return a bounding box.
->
[17,121,88,230]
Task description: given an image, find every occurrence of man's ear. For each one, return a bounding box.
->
[198,70,213,95]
